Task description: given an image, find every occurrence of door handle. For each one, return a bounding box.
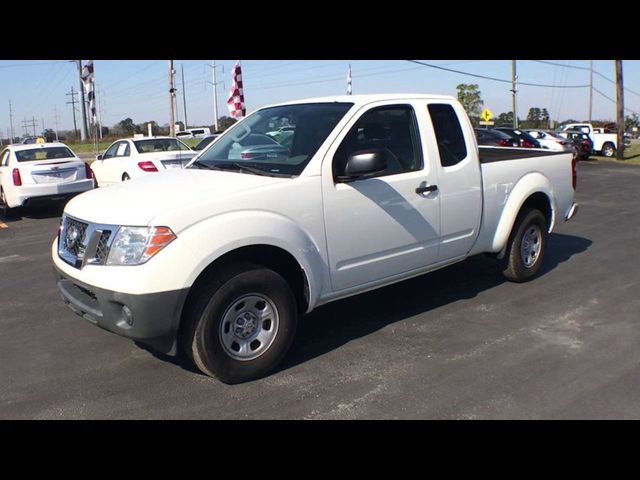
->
[416,184,438,194]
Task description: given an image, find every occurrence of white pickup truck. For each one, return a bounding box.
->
[52,94,578,384]
[558,123,621,157]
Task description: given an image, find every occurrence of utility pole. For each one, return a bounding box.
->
[30,117,38,136]
[66,86,79,140]
[588,60,593,124]
[209,61,221,132]
[615,60,624,160]
[9,100,15,143]
[76,60,89,141]
[53,105,60,141]
[181,64,188,129]
[511,60,518,128]
[168,60,176,137]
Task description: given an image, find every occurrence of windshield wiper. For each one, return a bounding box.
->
[215,162,293,178]
[191,160,221,171]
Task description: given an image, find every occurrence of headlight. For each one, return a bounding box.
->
[106,226,176,266]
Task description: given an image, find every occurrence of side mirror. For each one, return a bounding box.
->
[342,149,387,181]
[95,154,103,161]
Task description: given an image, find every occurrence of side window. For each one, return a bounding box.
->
[333,105,421,180]
[103,143,120,160]
[1,150,9,167]
[116,142,130,157]
[428,104,468,167]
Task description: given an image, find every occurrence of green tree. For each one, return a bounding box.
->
[43,128,56,142]
[456,84,484,125]
[114,118,136,137]
[495,111,514,127]
[218,116,237,132]
[624,114,639,132]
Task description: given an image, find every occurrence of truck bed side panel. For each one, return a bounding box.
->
[471,146,574,255]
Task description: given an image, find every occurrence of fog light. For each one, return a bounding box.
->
[122,305,134,326]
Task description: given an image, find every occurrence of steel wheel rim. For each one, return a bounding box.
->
[520,224,542,268]
[219,293,280,361]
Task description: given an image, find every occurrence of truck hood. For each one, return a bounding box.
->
[64,169,289,226]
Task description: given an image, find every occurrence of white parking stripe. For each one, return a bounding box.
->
[0,254,21,263]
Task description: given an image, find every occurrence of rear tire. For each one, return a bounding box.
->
[0,188,17,219]
[500,208,547,283]
[180,262,298,384]
[601,142,615,158]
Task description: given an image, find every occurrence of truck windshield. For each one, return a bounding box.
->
[189,102,353,177]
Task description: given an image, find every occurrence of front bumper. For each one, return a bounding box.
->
[54,264,189,354]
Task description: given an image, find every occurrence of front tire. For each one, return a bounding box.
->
[180,262,298,384]
[500,208,547,283]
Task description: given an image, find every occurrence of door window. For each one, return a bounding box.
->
[333,105,422,180]
[115,142,130,157]
[103,142,120,160]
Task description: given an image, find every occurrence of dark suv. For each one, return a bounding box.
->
[563,129,593,160]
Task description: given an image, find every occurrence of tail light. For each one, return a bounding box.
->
[12,168,22,186]
[557,140,566,146]
[497,139,509,146]
[582,139,590,146]
[521,139,535,148]
[84,162,93,179]
[138,161,158,172]
[571,157,577,190]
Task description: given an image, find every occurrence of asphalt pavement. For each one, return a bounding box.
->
[1,160,639,419]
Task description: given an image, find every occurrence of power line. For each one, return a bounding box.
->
[530,60,591,71]
[531,60,640,99]
[0,61,68,69]
[407,60,589,88]
[593,86,637,115]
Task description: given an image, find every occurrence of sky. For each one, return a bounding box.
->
[1,59,639,137]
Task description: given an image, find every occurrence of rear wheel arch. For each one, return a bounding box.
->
[495,190,553,259]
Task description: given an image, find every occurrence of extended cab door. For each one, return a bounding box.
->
[424,102,482,260]
[322,102,441,292]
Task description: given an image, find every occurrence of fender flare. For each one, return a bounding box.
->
[491,172,556,253]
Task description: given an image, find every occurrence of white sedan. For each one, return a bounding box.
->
[91,137,197,186]
[0,143,94,216]
[525,129,573,151]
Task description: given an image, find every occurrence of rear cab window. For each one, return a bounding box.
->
[427,103,468,167]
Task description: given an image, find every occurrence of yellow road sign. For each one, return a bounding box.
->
[480,109,493,122]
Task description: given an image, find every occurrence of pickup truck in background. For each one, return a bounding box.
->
[558,122,626,157]
[52,94,578,383]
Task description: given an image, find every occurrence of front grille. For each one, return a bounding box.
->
[95,231,112,264]
[58,215,117,269]
[63,218,88,256]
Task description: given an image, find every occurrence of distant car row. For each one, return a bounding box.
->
[474,126,596,160]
